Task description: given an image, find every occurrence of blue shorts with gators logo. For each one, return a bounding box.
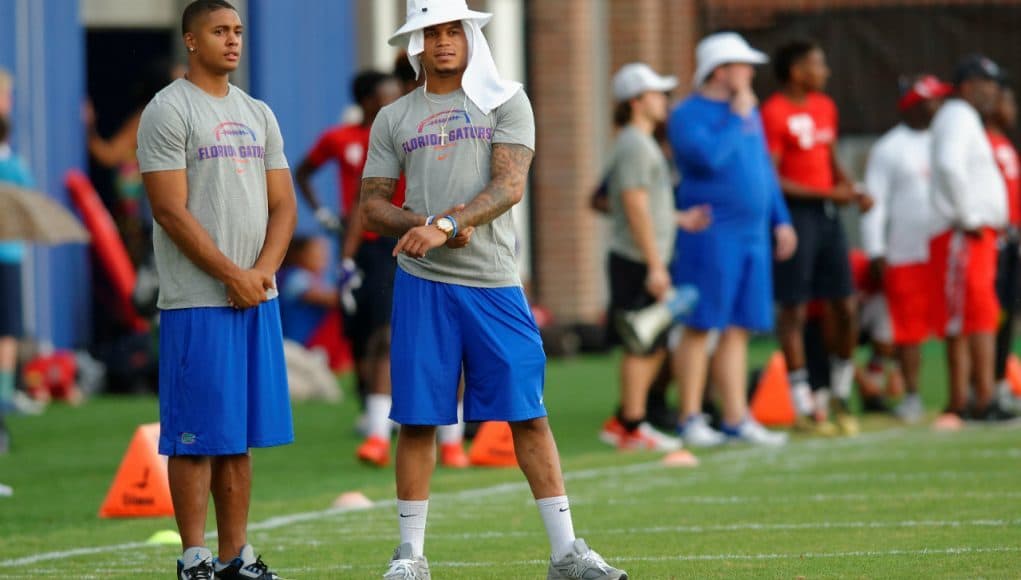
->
[390,268,547,425]
[158,299,294,456]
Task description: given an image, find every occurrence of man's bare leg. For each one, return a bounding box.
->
[211,453,252,561]
[168,456,212,551]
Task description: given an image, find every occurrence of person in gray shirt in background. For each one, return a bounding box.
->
[599,63,711,453]
[361,1,627,579]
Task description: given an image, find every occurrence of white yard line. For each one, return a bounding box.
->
[0,427,1007,569]
[316,518,1019,541]
[425,545,1021,569]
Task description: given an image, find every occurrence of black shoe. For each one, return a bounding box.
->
[861,395,889,414]
[215,544,280,580]
[178,559,214,580]
[970,402,1018,422]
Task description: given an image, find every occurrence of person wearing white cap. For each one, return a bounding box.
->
[360,1,627,578]
[599,63,710,452]
[667,32,795,448]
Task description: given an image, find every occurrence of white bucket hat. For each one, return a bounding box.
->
[613,63,678,102]
[389,0,520,115]
[693,32,768,87]
[388,0,492,47]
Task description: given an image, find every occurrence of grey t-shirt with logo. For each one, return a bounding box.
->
[137,79,289,310]
[362,87,534,288]
[607,125,677,265]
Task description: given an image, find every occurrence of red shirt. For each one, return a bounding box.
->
[306,123,406,241]
[761,92,838,194]
[987,130,1021,226]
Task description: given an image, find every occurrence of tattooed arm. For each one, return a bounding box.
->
[449,143,534,228]
[359,177,427,237]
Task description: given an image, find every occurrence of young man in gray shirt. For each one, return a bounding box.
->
[600,63,710,453]
[137,2,295,578]
[361,2,626,579]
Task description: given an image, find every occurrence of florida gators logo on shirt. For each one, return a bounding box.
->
[402,110,493,160]
[197,121,264,174]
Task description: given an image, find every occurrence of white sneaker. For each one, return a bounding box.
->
[894,394,924,423]
[383,543,430,579]
[678,414,726,447]
[724,417,788,447]
[547,538,627,579]
[616,420,682,453]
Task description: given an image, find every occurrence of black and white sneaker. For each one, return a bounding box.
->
[178,547,214,580]
[215,544,281,580]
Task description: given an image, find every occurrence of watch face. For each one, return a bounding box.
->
[436,218,454,236]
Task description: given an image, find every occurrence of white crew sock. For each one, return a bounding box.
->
[788,368,814,416]
[397,499,429,557]
[830,357,855,401]
[181,546,212,569]
[437,402,464,444]
[366,394,392,440]
[536,495,577,561]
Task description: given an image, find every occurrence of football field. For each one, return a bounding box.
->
[1,343,1019,578]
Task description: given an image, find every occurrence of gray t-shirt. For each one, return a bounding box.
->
[362,87,535,287]
[607,126,676,264]
[137,78,289,309]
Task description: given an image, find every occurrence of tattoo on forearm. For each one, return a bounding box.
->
[360,177,422,237]
[456,144,533,228]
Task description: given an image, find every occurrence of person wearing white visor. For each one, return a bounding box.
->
[668,32,795,449]
[361,1,628,579]
[600,63,710,454]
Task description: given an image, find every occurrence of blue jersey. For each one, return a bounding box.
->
[277,266,329,344]
[667,95,790,240]
[0,147,35,263]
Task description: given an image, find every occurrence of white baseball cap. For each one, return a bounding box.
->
[693,32,768,87]
[613,63,678,102]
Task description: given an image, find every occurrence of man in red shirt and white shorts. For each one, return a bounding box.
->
[929,55,1009,427]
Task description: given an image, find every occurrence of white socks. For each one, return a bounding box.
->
[181,546,212,569]
[789,369,814,416]
[830,357,855,401]
[366,394,392,440]
[397,499,429,557]
[536,495,577,561]
[437,402,465,444]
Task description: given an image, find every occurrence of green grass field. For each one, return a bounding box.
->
[1,341,1019,578]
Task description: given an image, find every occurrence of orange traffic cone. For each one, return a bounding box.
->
[467,421,518,467]
[1006,354,1021,397]
[749,352,797,427]
[99,423,174,518]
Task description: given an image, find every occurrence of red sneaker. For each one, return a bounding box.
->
[598,417,627,447]
[440,441,470,468]
[356,435,390,467]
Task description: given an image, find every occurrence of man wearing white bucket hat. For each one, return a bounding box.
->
[668,32,796,448]
[361,1,627,578]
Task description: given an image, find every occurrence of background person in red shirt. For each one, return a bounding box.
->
[762,40,873,435]
[988,85,1021,412]
[295,70,412,466]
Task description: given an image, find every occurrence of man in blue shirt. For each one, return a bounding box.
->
[668,33,797,447]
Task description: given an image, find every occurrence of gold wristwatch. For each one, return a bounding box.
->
[434,216,455,239]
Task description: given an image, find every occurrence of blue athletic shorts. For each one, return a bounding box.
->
[390,268,547,425]
[672,232,774,332]
[158,299,294,456]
